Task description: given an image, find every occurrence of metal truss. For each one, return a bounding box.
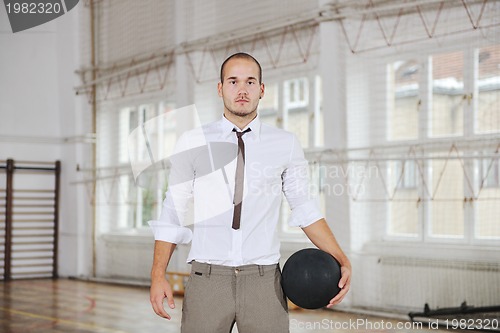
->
[307,138,500,203]
[75,137,500,206]
[75,0,500,103]
[333,0,499,53]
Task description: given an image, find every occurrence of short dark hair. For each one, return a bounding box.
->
[220,52,262,84]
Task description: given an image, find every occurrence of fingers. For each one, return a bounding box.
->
[327,285,349,308]
[151,294,172,320]
[338,266,350,289]
[326,266,351,308]
[166,289,176,310]
[150,281,175,320]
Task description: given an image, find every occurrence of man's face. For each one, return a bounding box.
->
[218,58,264,118]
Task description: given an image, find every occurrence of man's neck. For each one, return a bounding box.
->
[224,111,257,130]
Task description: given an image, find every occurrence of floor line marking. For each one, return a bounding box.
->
[0,307,127,333]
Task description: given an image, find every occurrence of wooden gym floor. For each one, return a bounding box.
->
[0,279,451,333]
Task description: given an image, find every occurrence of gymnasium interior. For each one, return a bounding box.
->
[1,0,499,332]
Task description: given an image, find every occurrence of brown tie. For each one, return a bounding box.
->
[232,128,251,230]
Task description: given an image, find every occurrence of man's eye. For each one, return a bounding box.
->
[230,81,236,84]
[248,81,254,85]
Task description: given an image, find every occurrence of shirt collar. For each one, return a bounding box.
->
[219,114,261,142]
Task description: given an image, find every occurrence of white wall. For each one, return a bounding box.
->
[3,0,499,316]
[0,5,93,278]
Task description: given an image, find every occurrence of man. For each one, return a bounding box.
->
[149,52,351,333]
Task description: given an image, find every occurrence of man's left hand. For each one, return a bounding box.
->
[326,265,351,308]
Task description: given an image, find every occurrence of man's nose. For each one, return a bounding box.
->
[237,84,248,94]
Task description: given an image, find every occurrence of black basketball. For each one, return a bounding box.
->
[281,248,341,309]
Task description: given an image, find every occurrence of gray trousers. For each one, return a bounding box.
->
[181,261,289,333]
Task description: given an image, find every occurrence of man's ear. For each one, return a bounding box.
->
[217,82,223,97]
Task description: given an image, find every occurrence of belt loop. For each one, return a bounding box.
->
[207,263,212,277]
[258,265,264,276]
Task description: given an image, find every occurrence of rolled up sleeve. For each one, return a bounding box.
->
[148,186,193,244]
[282,134,323,228]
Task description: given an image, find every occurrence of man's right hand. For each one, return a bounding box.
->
[150,277,176,320]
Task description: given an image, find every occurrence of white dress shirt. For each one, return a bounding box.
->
[149,115,323,266]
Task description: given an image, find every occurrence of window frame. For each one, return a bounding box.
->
[385,43,500,243]
[119,100,176,229]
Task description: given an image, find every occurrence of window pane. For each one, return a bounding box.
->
[476,44,500,134]
[395,160,418,190]
[481,157,500,188]
[137,104,157,163]
[315,75,324,147]
[389,200,419,235]
[475,200,500,239]
[284,78,309,148]
[284,78,308,108]
[125,175,138,228]
[388,60,420,140]
[389,161,419,236]
[259,83,278,127]
[430,159,464,237]
[431,52,464,137]
[140,104,156,122]
[141,187,157,226]
[290,81,296,102]
[299,79,305,101]
[476,157,500,239]
[288,109,309,148]
[119,108,133,164]
[129,109,138,132]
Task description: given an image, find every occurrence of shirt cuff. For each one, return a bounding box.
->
[148,220,193,244]
[287,198,324,228]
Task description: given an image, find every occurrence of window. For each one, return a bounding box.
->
[315,76,324,147]
[260,76,323,149]
[285,78,308,108]
[284,77,310,148]
[476,156,500,239]
[385,44,500,242]
[121,101,176,228]
[388,60,420,141]
[476,45,500,134]
[395,160,417,190]
[429,156,465,238]
[431,51,464,137]
[259,83,278,127]
[481,157,500,188]
[388,160,419,237]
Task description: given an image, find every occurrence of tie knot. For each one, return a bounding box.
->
[233,128,251,138]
